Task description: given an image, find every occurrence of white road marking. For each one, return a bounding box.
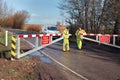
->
[23,38,89,80]
[40,51,89,80]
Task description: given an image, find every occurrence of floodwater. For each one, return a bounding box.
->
[29,51,52,64]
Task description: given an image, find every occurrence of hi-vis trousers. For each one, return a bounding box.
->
[63,38,70,51]
[77,38,83,49]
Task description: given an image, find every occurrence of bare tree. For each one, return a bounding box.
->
[59,0,103,33]
[97,0,107,33]
[0,0,13,28]
[60,0,120,34]
[110,0,120,34]
[101,0,120,34]
[0,0,29,29]
[59,0,85,32]
[84,0,90,32]
[12,10,30,29]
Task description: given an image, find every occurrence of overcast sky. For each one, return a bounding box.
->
[5,0,62,25]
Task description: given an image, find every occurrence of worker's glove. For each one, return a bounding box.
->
[69,34,72,36]
[80,35,83,39]
[83,33,86,35]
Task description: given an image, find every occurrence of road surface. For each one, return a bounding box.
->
[24,37,120,80]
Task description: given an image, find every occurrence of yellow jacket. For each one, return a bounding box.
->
[75,29,86,39]
[63,29,71,39]
[79,29,86,35]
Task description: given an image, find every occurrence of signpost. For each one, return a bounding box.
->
[41,36,50,45]
[99,35,110,43]
[5,30,8,46]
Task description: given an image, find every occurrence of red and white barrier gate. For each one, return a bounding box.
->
[82,33,120,49]
[16,33,63,58]
[15,33,120,59]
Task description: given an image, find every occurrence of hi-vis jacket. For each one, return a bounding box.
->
[75,29,86,39]
[63,29,71,39]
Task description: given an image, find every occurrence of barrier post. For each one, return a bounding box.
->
[113,35,116,45]
[50,36,53,43]
[35,37,39,48]
[16,36,20,59]
[11,36,17,60]
[96,35,99,41]
[5,30,8,46]
[98,35,100,45]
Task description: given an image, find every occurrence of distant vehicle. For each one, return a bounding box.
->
[42,25,60,34]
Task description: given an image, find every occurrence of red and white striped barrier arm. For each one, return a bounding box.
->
[81,33,120,36]
[18,33,63,38]
[18,33,120,38]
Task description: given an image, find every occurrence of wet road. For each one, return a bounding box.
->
[40,41,120,80]
[23,37,120,80]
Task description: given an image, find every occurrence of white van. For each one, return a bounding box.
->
[42,25,60,34]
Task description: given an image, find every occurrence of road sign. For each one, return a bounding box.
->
[41,36,50,45]
[100,35,110,43]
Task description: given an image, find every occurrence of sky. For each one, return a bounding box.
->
[4,0,62,25]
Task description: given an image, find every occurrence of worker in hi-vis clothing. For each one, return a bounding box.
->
[75,27,86,49]
[62,27,71,52]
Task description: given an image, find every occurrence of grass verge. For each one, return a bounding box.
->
[0,32,12,59]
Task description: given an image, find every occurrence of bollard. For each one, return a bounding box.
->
[11,36,16,60]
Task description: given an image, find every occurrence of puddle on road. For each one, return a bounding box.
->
[30,51,43,56]
[29,51,52,64]
[40,57,52,64]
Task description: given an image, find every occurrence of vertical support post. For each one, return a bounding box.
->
[16,36,20,59]
[11,36,17,60]
[50,36,53,43]
[98,35,101,45]
[113,35,115,45]
[96,35,98,41]
[5,30,8,46]
[40,36,42,46]
[35,37,39,48]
